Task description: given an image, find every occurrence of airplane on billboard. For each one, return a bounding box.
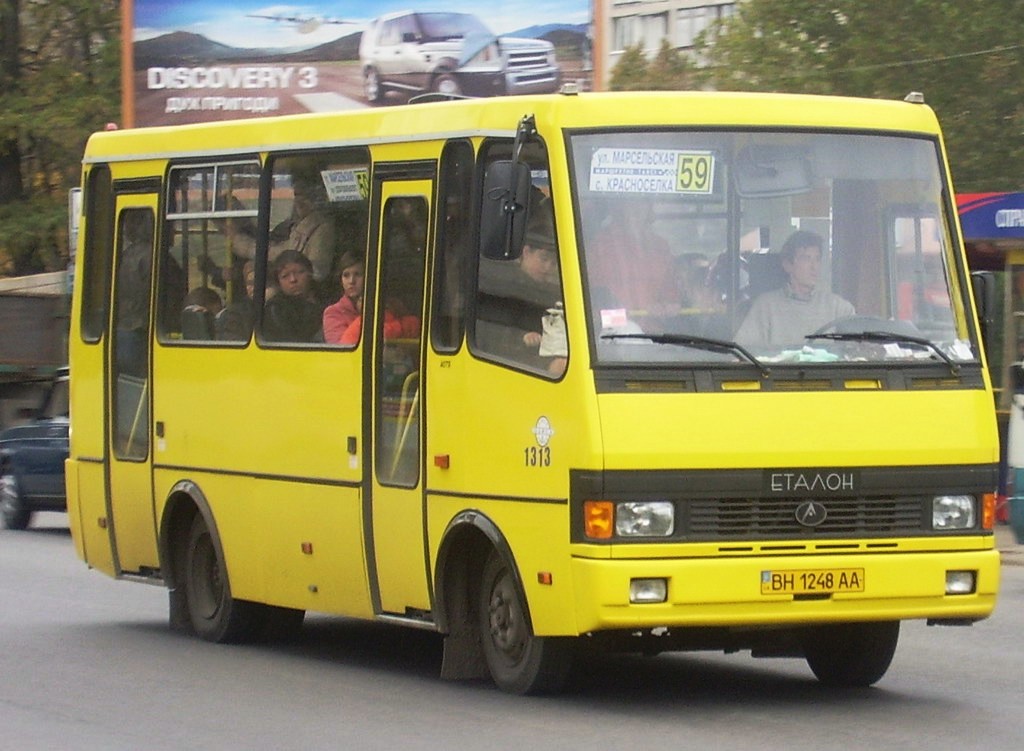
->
[246,14,354,34]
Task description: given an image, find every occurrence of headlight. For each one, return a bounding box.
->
[932,495,976,530]
[615,501,675,537]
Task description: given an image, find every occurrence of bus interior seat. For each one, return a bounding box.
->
[181,304,215,340]
[745,252,789,299]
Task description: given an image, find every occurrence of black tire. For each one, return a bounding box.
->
[431,71,462,97]
[0,473,31,530]
[183,514,262,643]
[477,550,573,695]
[364,66,383,103]
[801,621,900,687]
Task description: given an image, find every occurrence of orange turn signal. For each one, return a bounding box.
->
[982,492,995,530]
[584,501,614,540]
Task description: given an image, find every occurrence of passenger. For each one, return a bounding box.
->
[322,251,366,345]
[215,261,256,342]
[115,211,154,378]
[203,195,257,296]
[476,199,566,375]
[222,171,336,288]
[586,200,680,313]
[676,252,715,310]
[734,230,854,347]
[180,286,223,340]
[517,212,561,349]
[270,172,336,285]
[338,295,420,346]
[262,250,323,343]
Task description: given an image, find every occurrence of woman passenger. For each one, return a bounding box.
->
[262,250,323,343]
[322,251,365,345]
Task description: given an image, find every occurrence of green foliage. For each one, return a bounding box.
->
[610,40,696,92]
[0,195,68,276]
[0,0,121,276]
[647,39,694,91]
[697,0,1024,191]
[609,44,652,91]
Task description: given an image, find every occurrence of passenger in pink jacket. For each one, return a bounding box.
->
[322,251,365,345]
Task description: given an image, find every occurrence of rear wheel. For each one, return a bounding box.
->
[801,621,900,687]
[477,551,573,694]
[0,474,31,530]
[364,66,382,103]
[183,514,262,643]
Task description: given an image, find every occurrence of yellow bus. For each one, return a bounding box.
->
[67,90,1000,695]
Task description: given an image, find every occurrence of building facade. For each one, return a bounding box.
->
[598,0,737,87]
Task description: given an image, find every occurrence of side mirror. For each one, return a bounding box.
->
[970,270,995,356]
[480,160,531,260]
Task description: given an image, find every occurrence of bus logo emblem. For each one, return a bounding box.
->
[532,416,554,447]
[795,501,827,527]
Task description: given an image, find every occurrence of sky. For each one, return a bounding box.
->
[134,1,592,48]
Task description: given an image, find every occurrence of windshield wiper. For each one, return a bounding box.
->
[602,333,770,377]
[805,331,960,375]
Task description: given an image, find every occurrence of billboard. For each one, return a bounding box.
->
[957,193,1024,242]
[127,1,593,127]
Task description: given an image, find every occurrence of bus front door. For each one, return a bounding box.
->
[368,178,432,617]
[106,194,159,574]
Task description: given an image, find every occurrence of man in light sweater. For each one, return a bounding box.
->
[735,230,854,347]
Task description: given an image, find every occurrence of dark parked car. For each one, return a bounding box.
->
[0,370,69,529]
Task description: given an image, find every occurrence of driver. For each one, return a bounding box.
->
[735,230,854,347]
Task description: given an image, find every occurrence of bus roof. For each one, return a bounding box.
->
[83,90,943,164]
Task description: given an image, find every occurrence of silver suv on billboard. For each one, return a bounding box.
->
[359,10,561,102]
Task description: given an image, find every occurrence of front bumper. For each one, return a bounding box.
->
[566,546,999,634]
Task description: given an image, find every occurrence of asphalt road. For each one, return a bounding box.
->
[3,513,1023,751]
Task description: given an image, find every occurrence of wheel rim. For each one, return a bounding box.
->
[435,77,460,96]
[189,529,224,621]
[486,567,527,665]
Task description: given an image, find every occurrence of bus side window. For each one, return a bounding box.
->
[472,141,567,378]
[432,140,474,352]
[158,161,259,344]
[80,165,114,343]
[262,151,371,346]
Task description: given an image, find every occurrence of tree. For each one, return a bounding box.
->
[609,44,651,91]
[696,0,1024,192]
[646,38,695,91]
[0,0,120,276]
[610,39,697,92]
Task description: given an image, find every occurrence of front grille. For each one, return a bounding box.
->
[507,52,552,70]
[686,496,924,539]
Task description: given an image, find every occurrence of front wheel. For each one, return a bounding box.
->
[0,474,31,530]
[183,514,263,643]
[431,71,463,97]
[801,621,900,687]
[477,551,573,695]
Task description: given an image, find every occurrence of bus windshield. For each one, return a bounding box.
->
[571,130,975,369]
